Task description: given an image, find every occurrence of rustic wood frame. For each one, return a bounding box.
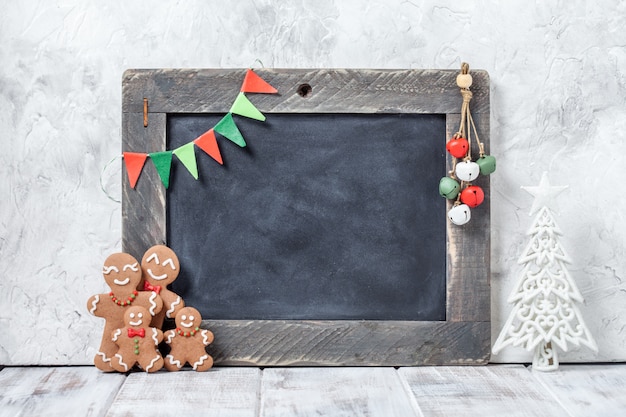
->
[122,68,490,366]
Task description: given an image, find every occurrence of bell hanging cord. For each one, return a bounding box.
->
[455,62,485,160]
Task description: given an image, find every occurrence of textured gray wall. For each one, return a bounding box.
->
[1,0,624,364]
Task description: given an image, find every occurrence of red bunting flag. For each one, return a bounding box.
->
[194,129,223,165]
[123,152,148,189]
[240,69,278,94]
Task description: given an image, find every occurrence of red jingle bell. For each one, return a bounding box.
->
[460,185,484,208]
[446,137,469,159]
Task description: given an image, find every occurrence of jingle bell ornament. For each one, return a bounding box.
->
[448,204,471,226]
[455,160,480,182]
[476,155,496,176]
[460,185,484,208]
[439,177,461,200]
[446,137,469,159]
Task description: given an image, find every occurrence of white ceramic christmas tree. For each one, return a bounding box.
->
[492,172,597,371]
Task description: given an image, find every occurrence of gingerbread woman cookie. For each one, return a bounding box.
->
[111,306,164,373]
[87,252,163,372]
[141,245,184,329]
[164,307,214,372]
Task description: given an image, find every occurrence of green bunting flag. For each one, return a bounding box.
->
[230,92,266,121]
[173,142,199,180]
[149,151,173,189]
[214,113,247,147]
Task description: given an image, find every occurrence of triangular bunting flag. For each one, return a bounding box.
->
[230,92,266,121]
[194,129,223,165]
[122,152,148,189]
[173,143,199,180]
[240,69,278,94]
[214,113,246,147]
[149,151,173,189]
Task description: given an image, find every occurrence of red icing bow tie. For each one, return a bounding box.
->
[143,281,162,294]
[128,328,145,338]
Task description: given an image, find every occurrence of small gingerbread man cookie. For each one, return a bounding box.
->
[141,245,184,329]
[111,306,164,373]
[164,307,214,372]
[87,252,164,372]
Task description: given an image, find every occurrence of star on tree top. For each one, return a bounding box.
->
[521,172,569,216]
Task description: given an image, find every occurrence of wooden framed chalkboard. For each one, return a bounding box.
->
[122,68,491,366]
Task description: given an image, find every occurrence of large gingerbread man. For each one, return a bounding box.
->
[164,307,214,372]
[87,252,163,372]
[141,245,184,329]
[111,306,164,373]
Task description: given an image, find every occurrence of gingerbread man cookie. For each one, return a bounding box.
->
[111,306,164,373]
[141,245,184,329]
[87,252,163,372]
[164,307,214,372]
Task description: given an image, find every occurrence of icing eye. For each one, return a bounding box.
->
[102,265,119,275]
[130,313,135,319]
[189,315,195,321]
[181,315,187,321]
[138,313,143,318]
[162,258,177,270]
[146,253,160,265]
[123,263,139,272]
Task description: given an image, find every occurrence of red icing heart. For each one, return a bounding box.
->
[446,137,469,158]
[460,185,484,208]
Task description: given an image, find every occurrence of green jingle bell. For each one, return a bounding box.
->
[439,177,461,199]
[476,155,496,175]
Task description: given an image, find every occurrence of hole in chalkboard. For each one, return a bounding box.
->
[297,83,313,98]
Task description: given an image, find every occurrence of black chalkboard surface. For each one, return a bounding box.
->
[122,68,491,366]
[167,113,446,321]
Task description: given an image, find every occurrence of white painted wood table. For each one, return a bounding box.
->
[0,365,624,417]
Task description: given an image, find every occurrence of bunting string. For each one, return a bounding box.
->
[123,69,278,189]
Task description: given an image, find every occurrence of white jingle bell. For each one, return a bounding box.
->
[448,204,471,225]
[455,160,480,182]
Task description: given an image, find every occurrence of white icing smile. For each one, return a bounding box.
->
[147,268,168,281]
[129,320,142,326]
[179,314,195,328]
[113,277,131,286]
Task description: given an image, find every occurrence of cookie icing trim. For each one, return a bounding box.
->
[151,328,159,345]
[201,330,211,345]
[166,296,182,318]
[145,354,161,372]
[166,332,176,344]
[166,354,182,369]
[148,292,158,316]
[114,354,128,371]
[96,351,111,363]
[112,329,122,342]
[193,354,210,370]
[90,295,100,314]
